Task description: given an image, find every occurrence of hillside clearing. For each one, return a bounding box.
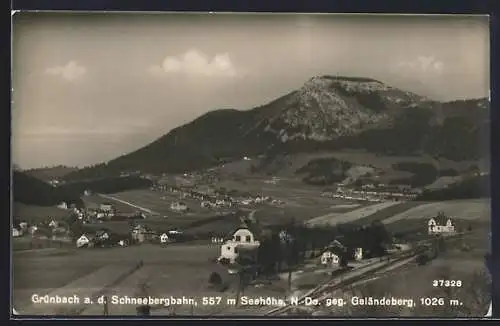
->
[382,199,490,224]
[306,201,400,227]
[351,201,424,225]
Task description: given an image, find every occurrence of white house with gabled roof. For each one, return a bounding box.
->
[218,223,262,264]
[428,212,456,235]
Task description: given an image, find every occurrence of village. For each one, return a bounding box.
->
[13,170,469,317]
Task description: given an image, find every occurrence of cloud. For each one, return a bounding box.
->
[45,61,87,81]
[395,55,444,76]
[149,49,244,77]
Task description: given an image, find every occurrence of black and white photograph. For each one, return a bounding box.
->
[11,12,491,317]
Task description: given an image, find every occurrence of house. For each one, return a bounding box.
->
[29,225,38,236]
[320,250,340,266]
[48,220,59,228]
[100,203,114,212]
[170,202,188,212]
[76,233,96,248]
[12,227,22,237]
[354,247,363,261]
[57,202,68,210]
[218,223,262,264]
[95,229,110,241]
[159,233,169,244]
[428,212,456,235]
[132,225,147,243]
[201,201,213,208]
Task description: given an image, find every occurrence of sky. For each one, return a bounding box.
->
[11,13,490,169]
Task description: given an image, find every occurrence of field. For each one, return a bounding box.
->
[351,201,425,226]
[306,201,400,227]
[13,250,104,310]
[12,203,70,223]
[382,199,490,224]
[102,190,213,217]
[12,237,73,251]
[82,195,138,214]
[12,243,290,316]
[97,181,366,231]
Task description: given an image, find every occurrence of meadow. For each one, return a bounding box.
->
[382,199,490,224]
[306,201,400,227]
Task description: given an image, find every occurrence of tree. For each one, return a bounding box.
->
[339,252,349,268]
[208,272,222,289]
[69,221,84,240]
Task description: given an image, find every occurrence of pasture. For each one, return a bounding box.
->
[382,199,490,225]
[82,195,137,214]
[305,201,400,227]
[106,190,212,217]
[12,243,244,316]
[351,201,424,226]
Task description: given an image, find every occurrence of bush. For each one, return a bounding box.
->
[416,254,429,266]
[208,272,222,286]
[219,258,230,265]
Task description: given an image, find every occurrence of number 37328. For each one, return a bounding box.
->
[432,279,462,287]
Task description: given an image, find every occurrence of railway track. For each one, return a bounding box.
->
[266,232,469,316]
[265,252,419,316]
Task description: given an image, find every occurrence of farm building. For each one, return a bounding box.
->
[95,229,110,241]
[354,247,363,261]
[428,212,456,235]
[12,227,22,237]
[132,225,147,243]
[320,250,340,266]
[159,233,169,244]
[57,202,68,210]
[170,201,188,212]
[48,220,59,228]
[76,233,95,248]
[100,203,114,212]
[28,225,38,236]
[218,223,262,264]
[19,221,28,230]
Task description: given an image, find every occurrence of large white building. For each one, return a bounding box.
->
[218,224,261,264]
[428,212,456,235]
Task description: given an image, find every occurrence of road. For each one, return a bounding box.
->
[97,194,159,215]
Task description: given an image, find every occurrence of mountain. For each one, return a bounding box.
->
[64,75,490,180]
